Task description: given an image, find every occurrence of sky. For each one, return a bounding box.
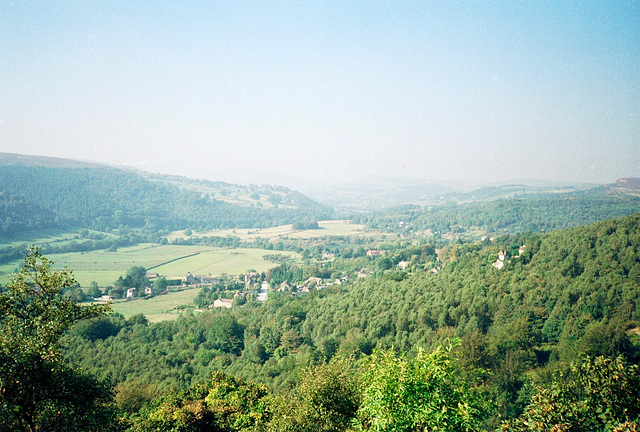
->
[1,1,639,187]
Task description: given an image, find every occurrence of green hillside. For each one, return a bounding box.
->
[0,153,333,238]
[60,212,640,429]
[359,185,640,238]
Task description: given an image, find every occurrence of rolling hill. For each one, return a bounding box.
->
[0,152,333,238]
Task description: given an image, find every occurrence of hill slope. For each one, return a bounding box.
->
[65,213,640,425]
[0,153,333,237]
[358,183,640,238]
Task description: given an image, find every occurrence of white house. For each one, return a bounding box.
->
[212,298,233,308]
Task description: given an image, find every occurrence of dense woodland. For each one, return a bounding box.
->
[40,213,638,431]
[0,162,332,237]
[358,189,640,237]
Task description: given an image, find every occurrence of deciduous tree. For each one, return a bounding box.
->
[0,248,117,432]
[356,342,488,432]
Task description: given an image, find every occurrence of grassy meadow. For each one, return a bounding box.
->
[0,228,120,252]
[109,287,203,323]
[0,221,364,321]
[1,244,300,287]
[168,220,370,242]
[148,247,299,277]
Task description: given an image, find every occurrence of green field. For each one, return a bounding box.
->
[109,287,203,323]
[1,244,300,287]
[0,228,73,246]
[168,220,370,242]
[0,228,119,247]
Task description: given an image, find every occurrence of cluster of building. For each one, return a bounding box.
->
[95,245,447,307]
[492,245,526,269]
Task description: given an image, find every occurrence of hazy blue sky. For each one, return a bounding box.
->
[1,1,638,186]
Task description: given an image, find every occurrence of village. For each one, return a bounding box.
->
[90,247,435,310]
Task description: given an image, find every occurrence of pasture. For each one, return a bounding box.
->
[148,247,299,277]
[168,220,370,242]
[109,287,203,323]
[1,244,300,287]
[0,228,118,247]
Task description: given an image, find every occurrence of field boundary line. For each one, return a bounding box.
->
[146,251,204,271]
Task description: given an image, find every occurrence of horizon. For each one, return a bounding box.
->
[1,2,638,187]
[0,150,619,192]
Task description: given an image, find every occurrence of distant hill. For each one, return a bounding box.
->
[305,176,607,212]
[306,176,458,211]
[616,178,640,189]
[357,180,640,238]
[0,152,333,237]
[451,183,595,203]
[613,178,640,196]
[0,152,107,169]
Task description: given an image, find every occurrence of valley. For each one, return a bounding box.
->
[1,154,640,431]
[2,3,638,429]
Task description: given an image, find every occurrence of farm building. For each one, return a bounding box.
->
[212,298,233,308]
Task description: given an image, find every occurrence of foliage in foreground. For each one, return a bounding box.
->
[356,343,488,432]
[0,248,117,432]
[125,357,361,432]
[125,347,640,432]
[128,371,270,432]
[267,357,361,432]
[503,356,640,432]
[125,344,488,432]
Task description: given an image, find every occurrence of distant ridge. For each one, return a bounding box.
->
[616,178,640,190]
[0,152,109,169]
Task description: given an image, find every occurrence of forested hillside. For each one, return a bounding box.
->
[0,153,332,237]
[358,187,640,237]
[0,189,59,234]
[62,212,640,429]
